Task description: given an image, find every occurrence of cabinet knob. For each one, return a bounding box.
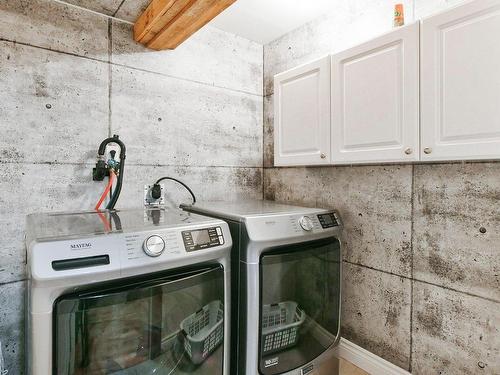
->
[404,148,412,155]
[424,147,432,154]
[320,153,326,159]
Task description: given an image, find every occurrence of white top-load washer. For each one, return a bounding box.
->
[181,201,343,375]
[25,207,232,375]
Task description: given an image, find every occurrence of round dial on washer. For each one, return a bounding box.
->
[298,215,314,231]
[143,235,165,257]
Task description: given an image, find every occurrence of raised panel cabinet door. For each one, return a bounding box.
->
[421,0,500,161]
[331,22,420,164]
[274,56,331,166]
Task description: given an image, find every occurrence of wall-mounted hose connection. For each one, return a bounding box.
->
[93,135,126,210]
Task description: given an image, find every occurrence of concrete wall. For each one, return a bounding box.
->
[264,1,499,374]
[0,0,263,372]
[1,0,499,374]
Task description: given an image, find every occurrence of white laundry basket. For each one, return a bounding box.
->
[261,301,306,355]
[180,300,224,365]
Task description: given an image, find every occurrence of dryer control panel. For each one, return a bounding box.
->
[244,210,342,244]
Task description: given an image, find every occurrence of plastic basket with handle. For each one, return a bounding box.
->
[261,301,306,355]
[180,300,224,365]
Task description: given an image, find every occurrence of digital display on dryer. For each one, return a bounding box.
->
[322,215,334,225]
[317,213,339,228]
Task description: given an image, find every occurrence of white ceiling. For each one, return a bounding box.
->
[210,0,337,44]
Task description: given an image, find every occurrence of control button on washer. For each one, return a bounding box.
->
[216,227,222,235]
[143,235,165,257]
[218,236,224,245]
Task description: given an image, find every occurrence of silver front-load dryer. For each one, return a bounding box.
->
[181,201,342,375]
[26,207,232,375]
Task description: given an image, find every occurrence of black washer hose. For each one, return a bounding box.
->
[98,135,126,209]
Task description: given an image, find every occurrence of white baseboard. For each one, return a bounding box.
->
[334,338,411,375]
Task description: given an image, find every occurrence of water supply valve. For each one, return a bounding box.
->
[92,157,108,181]
[107,150,120,172]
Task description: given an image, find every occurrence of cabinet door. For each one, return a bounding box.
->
[421,0,500,161]
[331,23,420,164]
[274,57,331,166]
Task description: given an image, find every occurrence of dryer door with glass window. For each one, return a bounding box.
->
[259,238,341,375]
[53,265,225,375]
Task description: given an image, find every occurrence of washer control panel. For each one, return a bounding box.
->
[30,217,232,281]
[317,212,340,228]
[182,226,224,252]
[143,235,165,257]
[125,230,181,261]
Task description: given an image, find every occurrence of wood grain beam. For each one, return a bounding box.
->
[134,0,237,50]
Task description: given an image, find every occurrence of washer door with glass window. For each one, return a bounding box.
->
[259,238,341,375]
[54,265,225,375]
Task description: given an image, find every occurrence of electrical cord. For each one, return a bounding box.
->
[153,177,196,204]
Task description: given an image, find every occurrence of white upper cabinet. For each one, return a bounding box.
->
[273,0,500,166]
[421,0,500,161]
[274,56,331,166]
[331,22,420,164]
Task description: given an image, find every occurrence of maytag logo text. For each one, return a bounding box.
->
[70,243,92,250]
[264,357,279,368]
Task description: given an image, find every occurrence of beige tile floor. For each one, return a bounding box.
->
[339,358,370,375]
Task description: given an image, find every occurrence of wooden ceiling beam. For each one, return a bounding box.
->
[134,0,237,50]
